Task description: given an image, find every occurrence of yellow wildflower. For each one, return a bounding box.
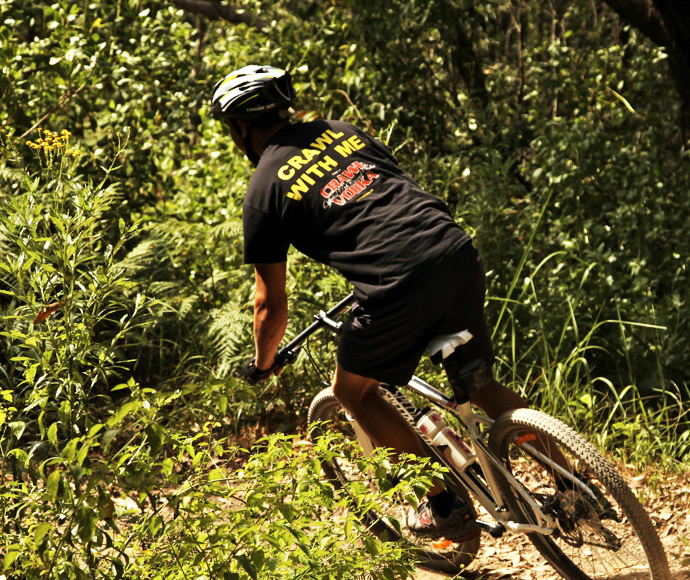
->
[25,127,77,155]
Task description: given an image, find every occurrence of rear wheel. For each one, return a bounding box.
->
[488,409,670,580]
[307,387,480,573]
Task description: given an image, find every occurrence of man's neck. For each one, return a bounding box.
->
[251,121,290,157]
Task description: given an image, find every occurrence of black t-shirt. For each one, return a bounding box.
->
[243,119,470,302]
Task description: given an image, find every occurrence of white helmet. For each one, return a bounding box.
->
[210,65,295,122]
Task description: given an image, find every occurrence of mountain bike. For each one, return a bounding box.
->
[255,294,671,578]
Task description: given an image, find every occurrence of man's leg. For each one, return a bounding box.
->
[331,364,426,460]
[471,378,571,472]
[331,364,480,540]
[469,378,528,419]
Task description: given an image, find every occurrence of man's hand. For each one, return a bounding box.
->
[242,355,286,385]
[242,358,273,385]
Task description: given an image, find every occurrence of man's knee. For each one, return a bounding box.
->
[331,365,379,412]
[468,377,502,404]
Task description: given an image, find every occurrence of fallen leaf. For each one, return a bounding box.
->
[34,302,63,324]
[431,539,453,550]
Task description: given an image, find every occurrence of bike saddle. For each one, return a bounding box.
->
[427,330,473,363]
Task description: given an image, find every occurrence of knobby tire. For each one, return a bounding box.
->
[307,387,480,574]
[488,408,670,580]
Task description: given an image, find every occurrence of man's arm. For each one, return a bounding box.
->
[253,262,288,371]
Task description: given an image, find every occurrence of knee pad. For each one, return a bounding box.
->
[443,355,493,400]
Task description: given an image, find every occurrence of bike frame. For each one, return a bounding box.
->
[275,294,572,539]
[400,375,559,537]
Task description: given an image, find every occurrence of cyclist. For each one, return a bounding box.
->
[210,65,529,541]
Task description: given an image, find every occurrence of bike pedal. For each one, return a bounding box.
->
[476,520,504,538]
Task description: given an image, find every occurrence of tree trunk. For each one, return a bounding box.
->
[651,0,690,149]
[604,0,690,150]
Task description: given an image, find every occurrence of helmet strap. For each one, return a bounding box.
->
[244,130,261,167]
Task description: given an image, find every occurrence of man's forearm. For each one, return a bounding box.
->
[254,297,288,370]
[252,262,288,371]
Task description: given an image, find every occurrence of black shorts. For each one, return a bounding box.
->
[337,243,495,385]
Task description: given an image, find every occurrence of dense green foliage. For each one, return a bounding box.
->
[1,0,689,577]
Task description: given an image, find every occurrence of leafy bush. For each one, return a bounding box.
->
[0,130,145,444]
[0,128,429,580]
[1,0,689,577]
[1,422,426,580]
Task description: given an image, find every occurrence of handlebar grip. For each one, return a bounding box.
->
[273,347,299,369]
[242,347,301,385]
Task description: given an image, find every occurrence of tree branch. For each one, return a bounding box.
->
[17,80,91,140]
[604,0,690,148]
[171,0,268,32]
[603,0,671,46]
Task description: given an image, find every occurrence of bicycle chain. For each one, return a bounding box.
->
[380,386,436,447]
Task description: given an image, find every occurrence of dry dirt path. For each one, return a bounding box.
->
[415,469,690,580]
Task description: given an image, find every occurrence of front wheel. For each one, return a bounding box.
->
[307,387,480,574]
[488,408,670,580]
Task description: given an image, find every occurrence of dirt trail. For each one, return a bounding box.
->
[415,469,690,580]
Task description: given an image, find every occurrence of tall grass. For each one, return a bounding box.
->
[490,238,690,471]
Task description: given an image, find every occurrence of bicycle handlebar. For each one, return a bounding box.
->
[243,293,356,384]
[275,293,355,365]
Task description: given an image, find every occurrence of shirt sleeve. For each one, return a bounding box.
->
[243,204,290,264]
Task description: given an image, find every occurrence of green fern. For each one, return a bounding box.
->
[207,303,253,378]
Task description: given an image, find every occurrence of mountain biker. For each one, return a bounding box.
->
[210,65,530,541]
